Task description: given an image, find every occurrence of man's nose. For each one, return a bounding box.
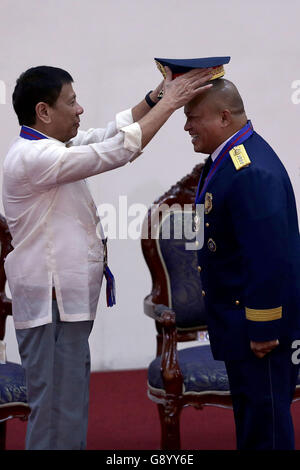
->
[184,120,190,132]
[77,104,84,115]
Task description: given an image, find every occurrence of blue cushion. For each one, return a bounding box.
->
[149,344,300,395]
[148,345,229,394]
[0,362,27,404]
[159,212,207,329]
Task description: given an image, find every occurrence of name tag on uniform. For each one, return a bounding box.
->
[229,144,251,171]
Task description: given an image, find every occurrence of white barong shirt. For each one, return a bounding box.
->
[2,109,142,329]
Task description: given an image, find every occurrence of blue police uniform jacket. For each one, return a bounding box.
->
[196,121,300,361]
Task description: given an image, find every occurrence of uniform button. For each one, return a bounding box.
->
[205,222,210,227]
[207,238,217,252]
[235,300,240,306]
[197,266,202,272]
[202,290,206,297]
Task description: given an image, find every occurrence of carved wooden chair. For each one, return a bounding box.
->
[141,163,300,450]
[0,214,29,449]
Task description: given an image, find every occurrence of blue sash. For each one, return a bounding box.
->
[20,126,116,307]
[195,120,254,205]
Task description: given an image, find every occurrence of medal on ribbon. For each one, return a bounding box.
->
[102,238,116,307]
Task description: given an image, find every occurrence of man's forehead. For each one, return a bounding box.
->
[185,93,217,116]
[184,101,203,116]
[59,82,76,99]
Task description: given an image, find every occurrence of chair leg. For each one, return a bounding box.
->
[0,420,7,450]
[157,400,182,450]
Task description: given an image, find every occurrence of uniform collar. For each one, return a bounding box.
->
[211,131,239,162]
[195,120,254,204]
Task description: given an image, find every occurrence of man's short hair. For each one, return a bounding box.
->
[13,66,73,126]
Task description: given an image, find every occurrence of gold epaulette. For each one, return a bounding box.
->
[245,306,282,322]
[229,144,251,171]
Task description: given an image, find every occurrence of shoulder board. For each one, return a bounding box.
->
[229,144,251,171]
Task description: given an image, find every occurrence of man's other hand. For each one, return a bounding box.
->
[250,339,279,358]
[162,66,213,111]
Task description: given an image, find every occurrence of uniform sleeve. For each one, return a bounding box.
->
[227,165,289,342]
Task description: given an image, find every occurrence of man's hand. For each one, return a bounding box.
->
[250,339,279,358]
[135,66,213,149]
[162,66,213,111]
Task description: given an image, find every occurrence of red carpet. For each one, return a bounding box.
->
[5,368,300,450]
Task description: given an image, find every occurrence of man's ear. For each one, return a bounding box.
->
[220,109,232,128]
[35,102,52,124]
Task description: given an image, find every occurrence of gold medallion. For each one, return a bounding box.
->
[204,192,213,214]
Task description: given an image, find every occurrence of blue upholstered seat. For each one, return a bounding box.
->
[0,362,27,405]
[148,343,300,396]
[148,344,229,395]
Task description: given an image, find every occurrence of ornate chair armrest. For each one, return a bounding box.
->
[151,302,174,323]
[144,296,175,324]
[152,304,184,395]
[144,295,161,320]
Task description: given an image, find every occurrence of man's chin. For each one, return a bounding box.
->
[192,142,210,155]
[192,143,203,153]
[68,128,79,140]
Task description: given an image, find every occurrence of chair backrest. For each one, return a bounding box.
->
[0,214,13,341]
[142,163,207,331]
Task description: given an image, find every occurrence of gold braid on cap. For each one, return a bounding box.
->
[211,65,224,80]
[155,61,225,81]
[155,60,167,79]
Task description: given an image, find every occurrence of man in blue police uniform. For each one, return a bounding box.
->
[182,77,300,450]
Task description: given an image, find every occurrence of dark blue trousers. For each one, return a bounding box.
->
[225,345,299,450]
